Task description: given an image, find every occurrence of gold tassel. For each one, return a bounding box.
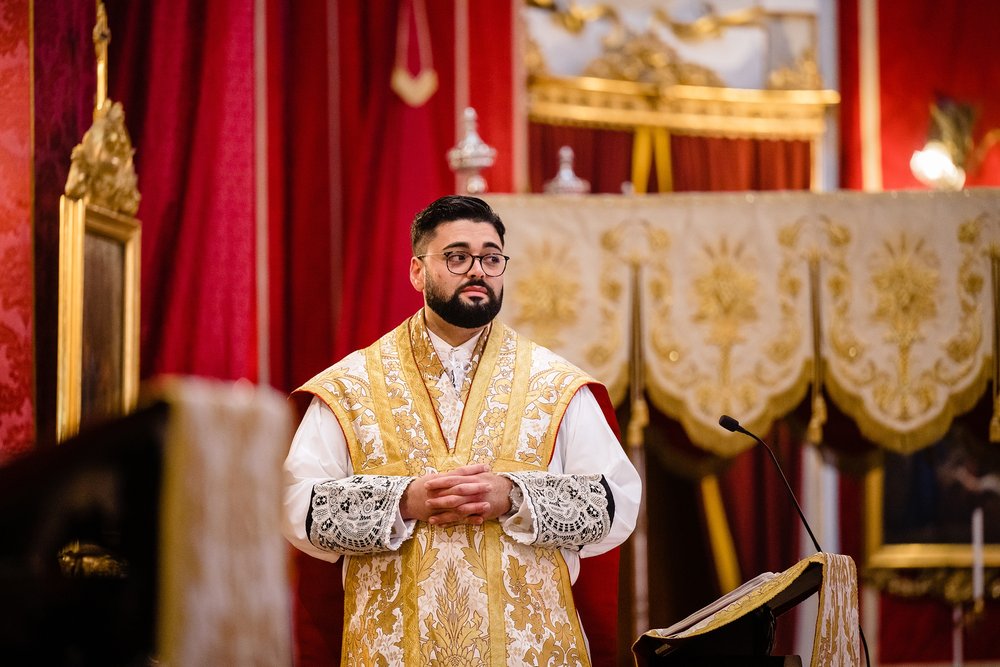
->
[627,396,649,449]
[807,392,827,445]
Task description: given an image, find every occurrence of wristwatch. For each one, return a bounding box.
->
[507,482,523,515]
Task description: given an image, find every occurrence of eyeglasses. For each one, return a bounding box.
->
[416,251,510,277]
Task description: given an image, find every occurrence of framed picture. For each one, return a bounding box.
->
[57,197,140,441]
[865,419,1000,570]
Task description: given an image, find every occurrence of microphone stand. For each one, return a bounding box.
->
[719,414,871,667]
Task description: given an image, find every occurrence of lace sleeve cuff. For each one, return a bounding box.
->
[306,475,412,554]
[500,472,614,550]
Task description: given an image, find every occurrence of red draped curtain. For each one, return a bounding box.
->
[529,126,811,194]
[108,0,258,382]
[840,0,1000,190]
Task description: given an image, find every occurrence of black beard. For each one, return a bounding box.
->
[426,279,503,329]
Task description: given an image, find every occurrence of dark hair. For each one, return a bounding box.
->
[410,195,505,254]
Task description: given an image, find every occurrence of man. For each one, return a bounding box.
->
[282,195,640,666]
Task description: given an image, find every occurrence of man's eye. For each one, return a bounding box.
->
[483,255,503,266]
[447,252,470,262]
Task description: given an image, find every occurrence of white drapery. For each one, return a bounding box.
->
[488,189,1000,455]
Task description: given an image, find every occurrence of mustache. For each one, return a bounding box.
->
[458,279,495,298]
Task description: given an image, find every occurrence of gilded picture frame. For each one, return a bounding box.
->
[56,4,141,442]
[57,197,140,442]
[865,434,1000,571]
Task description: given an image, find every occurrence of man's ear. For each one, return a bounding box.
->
[409,256,425,292]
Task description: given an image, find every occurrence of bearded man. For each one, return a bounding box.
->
[282,195,641,666]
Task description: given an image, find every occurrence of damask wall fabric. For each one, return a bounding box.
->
[488,189,1000,455]
[0,1,35,461]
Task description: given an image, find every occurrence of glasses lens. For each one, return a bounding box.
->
[445,252,473,274]
[481,254,507,276]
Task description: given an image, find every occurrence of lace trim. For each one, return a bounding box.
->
[507,472,613,550]
[307,475,410,554]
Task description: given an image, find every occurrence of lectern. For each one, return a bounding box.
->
[633,553,860,667]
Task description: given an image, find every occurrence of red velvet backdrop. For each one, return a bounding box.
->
[108,0,258,382]
[529,127,811,194]
[840,0,1000,189]
[0,0,35,462]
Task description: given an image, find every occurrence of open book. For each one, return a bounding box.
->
[656,571,780,638]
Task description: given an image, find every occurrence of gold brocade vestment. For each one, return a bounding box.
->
[298,313,596,666]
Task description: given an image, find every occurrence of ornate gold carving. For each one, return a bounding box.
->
[524,4,839,144]
[526,0,621,36]
[65,2,140,215]
[58,540,128,578]
[651,6,764,41]
[866,566,1000,605]
[768,48,824,91]
[64,101,141,215]
[528,75,839,140]
[582,32,722,87]
[510,240,581,350]
[524,32,548,78]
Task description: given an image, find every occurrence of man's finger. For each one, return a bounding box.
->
[441,463,490,477]
[425,480,490,496]
[426,492,488,510]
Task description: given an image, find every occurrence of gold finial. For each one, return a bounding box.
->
[94,1,110,117]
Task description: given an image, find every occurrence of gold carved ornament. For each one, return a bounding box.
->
[524,5,839,192]
[57,0,141,442]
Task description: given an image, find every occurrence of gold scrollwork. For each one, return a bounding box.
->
[583,32,723,87]
[64,101,141,215]
[651,5,764,42]
[938,215,985,379]
[525,0,621,36]
[868,233,941,422]
[510,240,582,350]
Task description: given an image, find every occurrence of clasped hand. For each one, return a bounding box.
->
[401,463,513,526]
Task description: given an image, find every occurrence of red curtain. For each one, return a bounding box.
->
[528,127,811,193]
[877,1,1000,189]
[108,0,258,382]
[529,123,633,194]
[840,0,1000,189]
[333,0,458,360]
[265,0,336,393]
[671,136,811,192]
[0,0,36,461]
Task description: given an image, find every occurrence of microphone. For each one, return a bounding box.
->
[719,415,873,667]
[718,414,822,554]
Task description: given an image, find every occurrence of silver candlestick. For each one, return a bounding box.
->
[544,146,590,194]
[447,107,496,194]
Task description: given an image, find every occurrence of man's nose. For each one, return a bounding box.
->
[465,256,486,277]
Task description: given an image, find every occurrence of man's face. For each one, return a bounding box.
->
[410,219,504,330]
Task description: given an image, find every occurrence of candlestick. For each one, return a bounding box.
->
[972,506,984,605]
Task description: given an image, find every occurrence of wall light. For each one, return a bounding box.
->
[911,97,1000,190]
